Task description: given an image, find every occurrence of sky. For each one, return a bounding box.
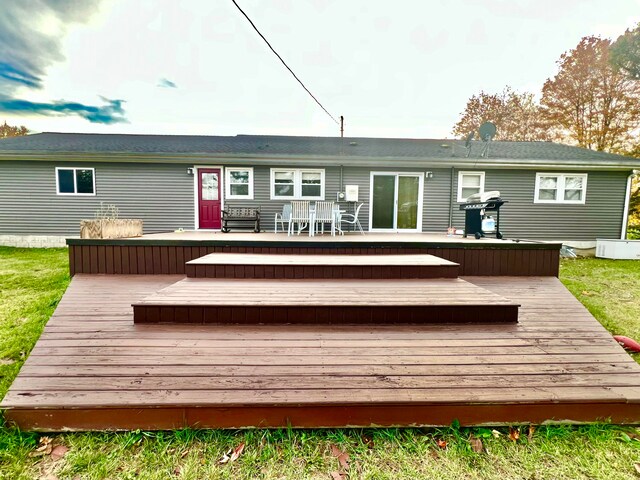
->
[1,0,640,139]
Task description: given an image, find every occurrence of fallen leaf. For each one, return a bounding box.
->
[180,449,190,458]
[491,429,502,438]
[528,425,536,440]
[330,472,346,480]
[39,436,53,448]
[219,443,245,464]
[509,427,520,442]
[230,443,245,462]
[361,434,374,449]
[634,463,640,475]
[330,444,349,470]
[469,436,483,453]
[436,438,447,449]
[29,437,54,457]
[50,444,69,461]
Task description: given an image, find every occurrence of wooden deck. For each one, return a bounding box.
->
[3,274,640,430]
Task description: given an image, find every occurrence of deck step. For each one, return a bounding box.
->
[132,278,519,324]
[185,253,460,279]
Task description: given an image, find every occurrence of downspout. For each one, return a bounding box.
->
[448,167,455,229]
[621,170,639,239]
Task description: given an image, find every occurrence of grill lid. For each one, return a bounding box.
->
[465,190,501,203]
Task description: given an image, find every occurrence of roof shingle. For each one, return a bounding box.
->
[0,132,637,166]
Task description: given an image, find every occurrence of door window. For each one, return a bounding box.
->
[201,172,219,201]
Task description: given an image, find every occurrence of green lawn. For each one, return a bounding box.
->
[1,248,639,480]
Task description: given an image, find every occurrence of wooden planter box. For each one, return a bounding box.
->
[80,219,143,239]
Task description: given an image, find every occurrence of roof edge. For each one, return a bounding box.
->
[1,151,639,170]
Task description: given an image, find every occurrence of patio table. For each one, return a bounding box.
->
[308,205,345,237]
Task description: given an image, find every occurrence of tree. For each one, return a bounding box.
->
[452,87,549,141]
[0,121,29,138]
[540,36,640,153]
[610,23,640,80]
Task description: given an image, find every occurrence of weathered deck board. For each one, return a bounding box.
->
[2,274,640,430]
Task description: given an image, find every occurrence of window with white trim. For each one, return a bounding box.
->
[534,173,587,204]
[225,168,254,199]
[55,167,96,195]
[457,171,485,202]
[270,169,324,200]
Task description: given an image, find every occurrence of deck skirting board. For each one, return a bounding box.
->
[6,402,640,431]
[133,304,519,324]
[68,244,560,277]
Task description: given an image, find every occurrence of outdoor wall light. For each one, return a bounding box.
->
[187,167,195,175]
[425,171,434,179]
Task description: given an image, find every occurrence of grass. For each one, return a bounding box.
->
[0,248,640,479]
[560,258,640,349]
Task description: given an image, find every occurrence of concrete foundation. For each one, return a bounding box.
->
[0,235,69,248]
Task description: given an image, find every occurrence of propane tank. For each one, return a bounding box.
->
[481,215,496,233]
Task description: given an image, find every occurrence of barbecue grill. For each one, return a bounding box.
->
[459,190,505,239]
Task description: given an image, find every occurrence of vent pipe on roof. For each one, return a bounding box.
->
[340,116,344,138]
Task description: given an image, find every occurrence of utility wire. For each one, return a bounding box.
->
[231,0,339,125]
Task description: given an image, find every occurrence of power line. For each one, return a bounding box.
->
[231,0,339,126]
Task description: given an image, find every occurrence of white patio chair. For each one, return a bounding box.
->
[340,203,365,234]
[313,201,335,235]
[288,201,310,236]
[274,204,292,233]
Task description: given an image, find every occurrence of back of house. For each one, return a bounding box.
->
[0,132,637,248]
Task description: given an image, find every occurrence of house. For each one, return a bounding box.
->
[0,132,638,248]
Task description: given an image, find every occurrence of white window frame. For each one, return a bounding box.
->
[55,167,96,196]
[270,168,325,200]
[225,167,254,200]
[457,171,485,202]
[534,173,588,204]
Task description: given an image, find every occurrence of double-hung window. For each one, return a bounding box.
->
[225,168,254,199]
[457,171,485,202]
[56,167,96,195]
[270,169,324,200]
[534,173,587,204]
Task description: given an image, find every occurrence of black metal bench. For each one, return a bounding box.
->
[221,207,260,233]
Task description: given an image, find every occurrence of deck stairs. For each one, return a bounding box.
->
[132,253,519,324]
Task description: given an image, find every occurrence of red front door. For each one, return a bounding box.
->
[198,168,222,229]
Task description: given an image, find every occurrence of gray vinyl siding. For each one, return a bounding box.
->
[247,166,627,240]
[0,160,195,236]
[0,159,629,241]
[223,166,342,232]
[450,169,628,241]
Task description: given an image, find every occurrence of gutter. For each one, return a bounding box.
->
[621,170,639,239]
[1,151,640,171]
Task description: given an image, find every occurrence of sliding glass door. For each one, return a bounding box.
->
[370,173,423,232]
